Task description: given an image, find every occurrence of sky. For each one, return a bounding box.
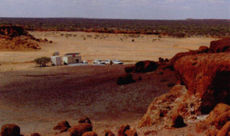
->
[0,0,230,19]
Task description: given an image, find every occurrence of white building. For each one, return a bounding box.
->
[63,53,82,65]
[51,56,62,66]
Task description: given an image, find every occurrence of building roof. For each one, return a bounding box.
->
[65,53,80,56]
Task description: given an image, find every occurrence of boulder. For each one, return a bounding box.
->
[82,132,97,136]
[1,124,20,136]
[53,121,71,133]
[198,46,209,53]
[78,117,92,124]
[69,123,92,136]
[104,130,115,136]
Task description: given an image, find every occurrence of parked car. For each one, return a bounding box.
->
[112,60,123,64]
[93,59,104,64]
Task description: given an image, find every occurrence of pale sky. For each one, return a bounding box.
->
[0,0,230,19]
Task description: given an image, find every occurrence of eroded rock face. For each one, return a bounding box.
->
[139,85,201,128]
[173,53,230,113]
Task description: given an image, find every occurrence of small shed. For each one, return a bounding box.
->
[63,53,82,65]
[51,56,62,66]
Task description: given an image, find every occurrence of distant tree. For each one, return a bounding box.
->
[34,57,50,67]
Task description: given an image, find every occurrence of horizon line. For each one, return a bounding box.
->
[0,17,230,21]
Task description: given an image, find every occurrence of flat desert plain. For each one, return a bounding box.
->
[0,31,215,71]
[0,32,215,135]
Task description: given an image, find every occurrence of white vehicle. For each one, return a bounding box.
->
[112,60,123,64]
[93,59,103,64]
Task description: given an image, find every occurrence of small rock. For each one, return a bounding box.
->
[69,123,92,136]
[53,121,71,133]
[82,131,97,136]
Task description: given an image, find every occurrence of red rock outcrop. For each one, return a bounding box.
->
[210,38,230,53]
[173,53,230,113]
[0,25,42,50]
[139,38,230,135]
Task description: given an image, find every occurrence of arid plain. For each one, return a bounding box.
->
[0,31,215,135]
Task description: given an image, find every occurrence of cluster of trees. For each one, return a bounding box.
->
[1,18,230,37]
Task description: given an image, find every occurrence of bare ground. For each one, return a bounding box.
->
[0,65,176,135]
[0,31,215,135]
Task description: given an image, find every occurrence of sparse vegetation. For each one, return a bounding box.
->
[34,57,50,67]
[117,74,136,85]
[0,18,230,37]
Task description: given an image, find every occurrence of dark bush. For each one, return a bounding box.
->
[135,61,158,73]
[125,66,135,73]
[34,57,50,67]
[117,74,136,85]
